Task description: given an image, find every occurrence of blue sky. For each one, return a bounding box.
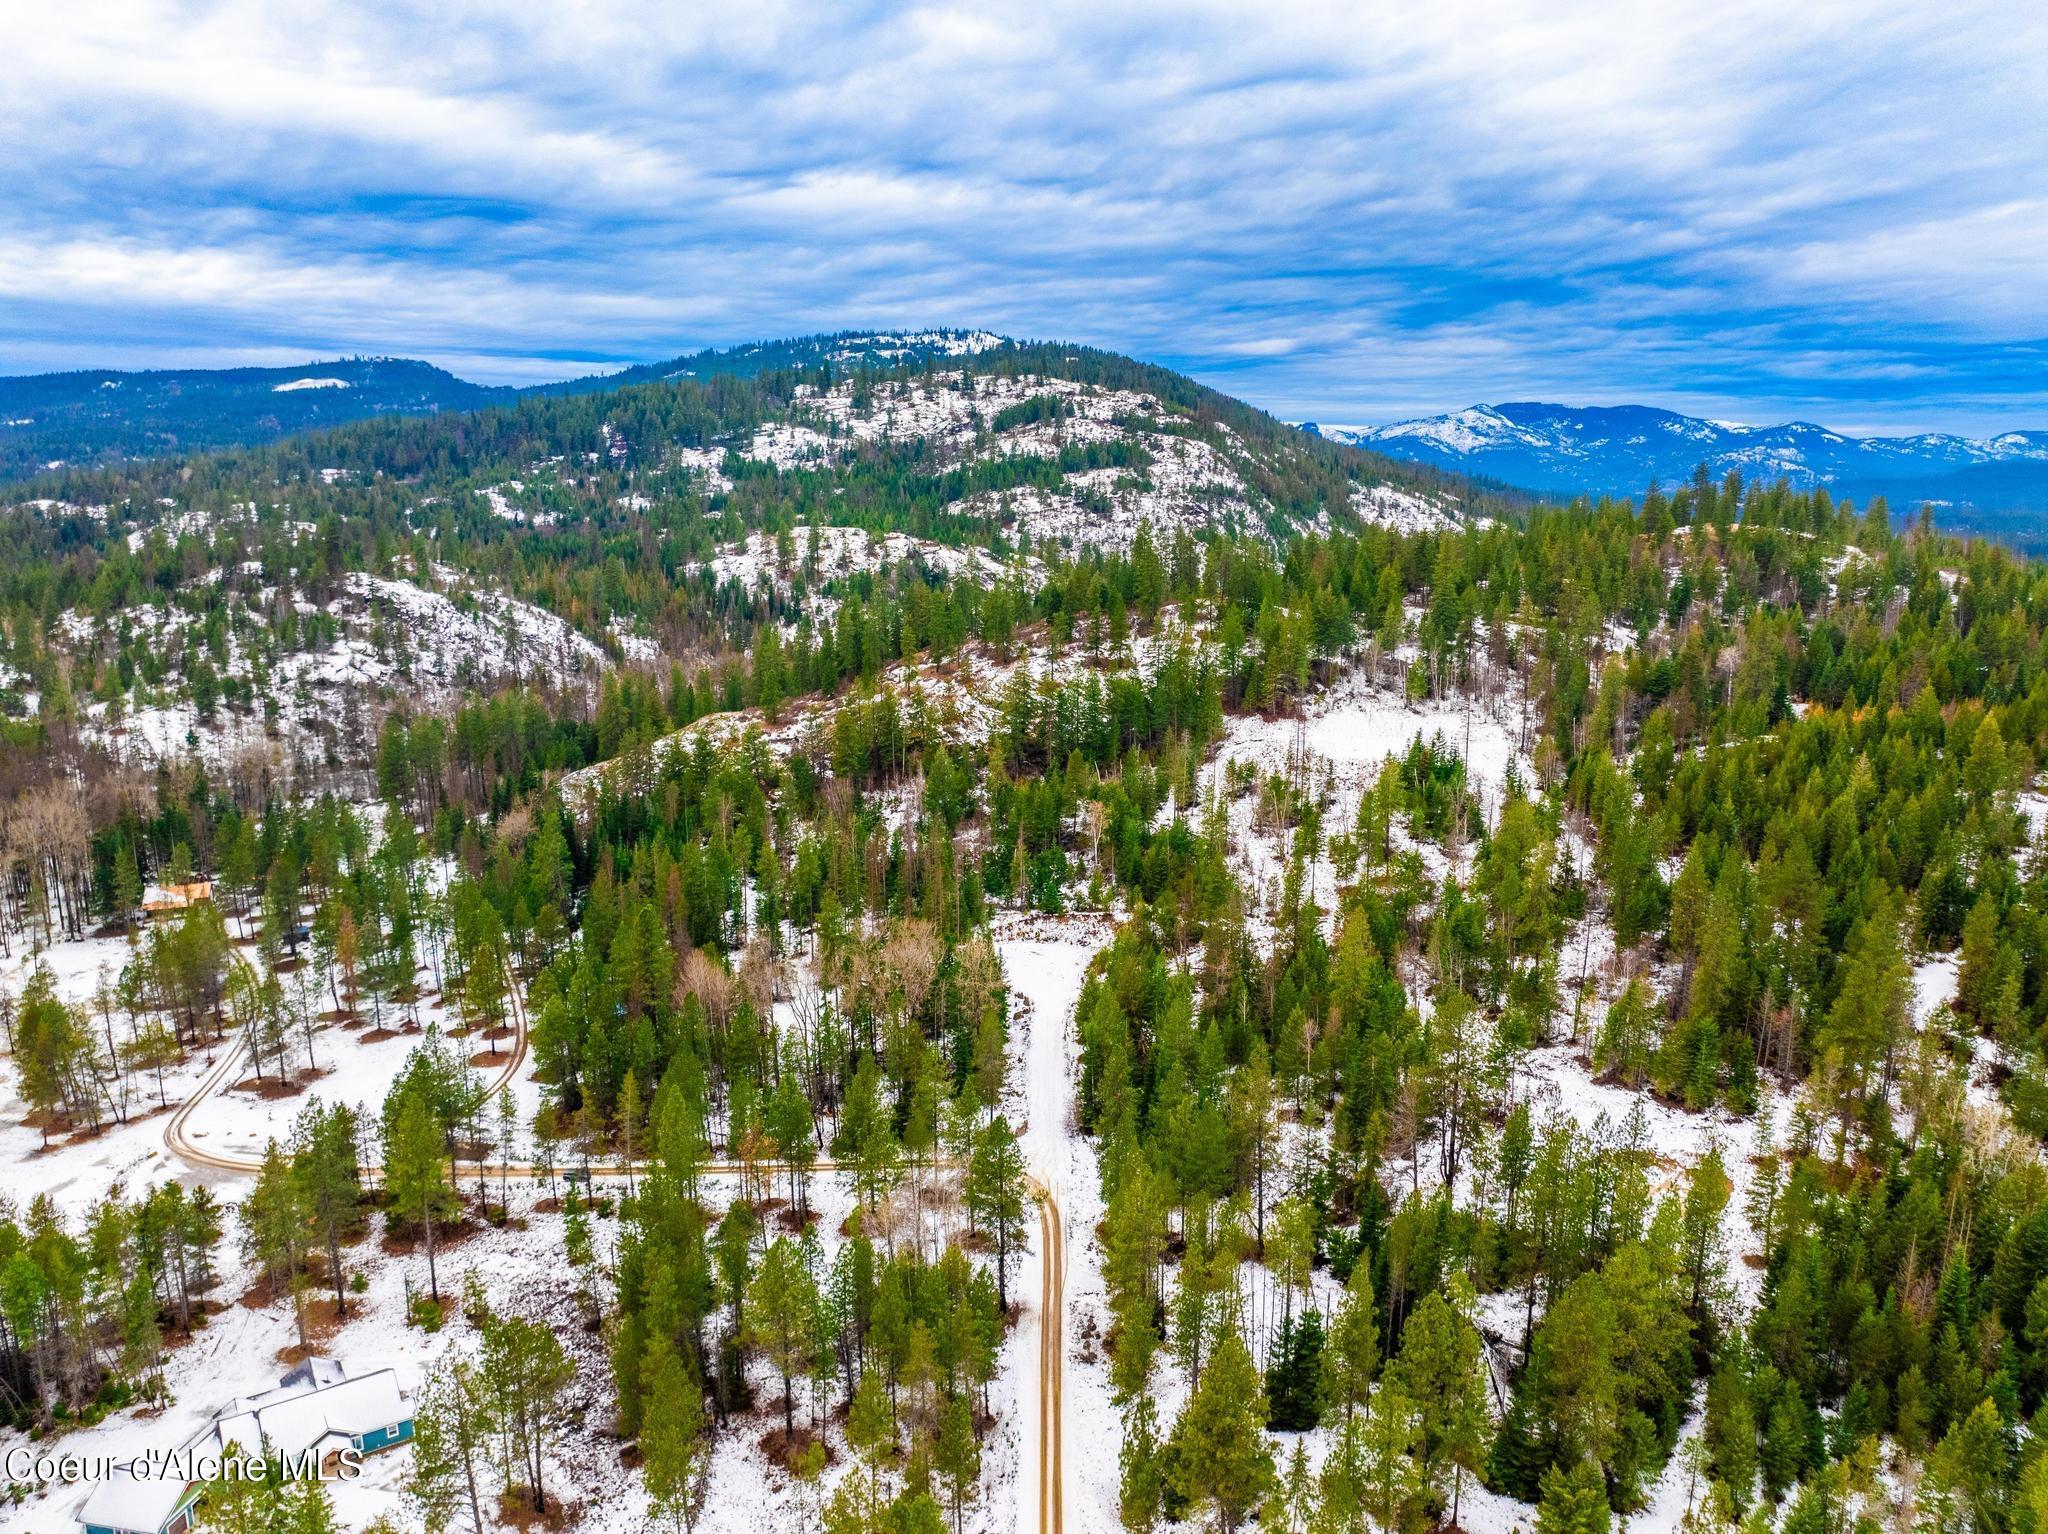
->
[4,1,2047,434]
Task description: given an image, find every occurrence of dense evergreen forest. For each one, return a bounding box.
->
[3,343,2048,1534]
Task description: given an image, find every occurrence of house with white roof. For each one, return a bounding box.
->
[74,1361,413,1534]
[207,1361,413,1463]
[76,1471,202,1534]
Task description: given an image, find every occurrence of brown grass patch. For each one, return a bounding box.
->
[1074,1309,1101,1365]
[759,1425,836,1473]
[237,1254,334,1310]
[59,1117,122,1144]
[268,1297,348,1362]
[495,1488,580,1530]
[380,1215,484,1258]
[233,1074,308,1100]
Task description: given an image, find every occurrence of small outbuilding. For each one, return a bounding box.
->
[141,881,213,916]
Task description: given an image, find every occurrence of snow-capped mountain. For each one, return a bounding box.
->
[1304,403,2048,510]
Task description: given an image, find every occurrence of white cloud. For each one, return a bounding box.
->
[3,0,2047,430]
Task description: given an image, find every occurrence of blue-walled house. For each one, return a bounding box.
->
[75,1360,414,1534]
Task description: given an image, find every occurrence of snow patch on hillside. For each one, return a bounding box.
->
[66,568,611,774]
[699,526,1015,600]
[1351,482,1467,533]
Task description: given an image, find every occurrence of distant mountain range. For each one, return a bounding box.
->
[0,331,1012,479]
[0,357,511,477]
[1303,403,2048,529]
[16,346,2048,536]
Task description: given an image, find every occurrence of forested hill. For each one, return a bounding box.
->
[526,328,1016,396]
[0,336,1470,780]
[0,330,1037,480]
[0,356,513,479]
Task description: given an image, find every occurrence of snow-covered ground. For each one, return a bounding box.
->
[62,562,612,774]
[1351,481,1470,534]
[1195,651,1532,942]
[694,525,1024,630]
[611,369,1460,554]
[0,885,1055,1534]
[7,586,2034,1534]
[996,912,1115,1534]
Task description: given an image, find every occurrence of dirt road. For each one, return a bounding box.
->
[161,977,1075,1531]
[163,1011,531,1174]
[1000,927,1102,1534]
[1032,1173,1066,1534]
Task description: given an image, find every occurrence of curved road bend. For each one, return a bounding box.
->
[164,1011,532,1175]
[161,1006,1071,1530]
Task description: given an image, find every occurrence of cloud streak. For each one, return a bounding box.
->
[5,0,2047,431]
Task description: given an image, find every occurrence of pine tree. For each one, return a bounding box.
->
[748,1235,821,1439]
[1322,1258,1378,1421]
[1680,1146,1732,1339]
[494,1087,518,1214]
[1121,1394,1165,1534]
[1535,1460,1611,1534]
[409,1357,488,1534]
[617,1069,643,1198]
[242,1139,312,1346]
[767,1065,817,1218]
[1262,1440,1316,1534]
[966,1116,1029,1311]
[935,1392,980,1534]
[476,1308,575,1516]
[641,1335,709,1532]
[282,1476,340,1534]
[385,1090,458,1303]
[1703,1360,1758,1510]
[1358,1384,1423,1534]
[1815,899,1909,1119]
[1170,1325,1275,1534]
[1743,1117,1781,1260]
[1385,1286,1491,1523]
[1527,1274,1619,1477]
[840,1054,902,1216]
[1264,1307,1325,1432]
[293,1100,362,1318]
[1923,1398,2007,1534]
[1594,980,1657,1090]
[1317,1412,1372,1534]
[1760,1390,1806,1502]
